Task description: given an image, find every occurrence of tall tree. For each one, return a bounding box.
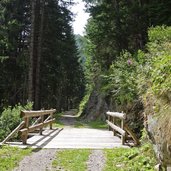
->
[0,0,30,108]
[29,0,45,109]
[0,0,85,111]
[81,0,171,120]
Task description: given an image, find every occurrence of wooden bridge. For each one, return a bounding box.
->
[1,110,139,149]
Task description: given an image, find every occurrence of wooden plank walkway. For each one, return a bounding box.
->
[7,128,128,149]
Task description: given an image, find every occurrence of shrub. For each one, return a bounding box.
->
[138,26,171,100]
[0,102,33,141]
[101,51,138,105]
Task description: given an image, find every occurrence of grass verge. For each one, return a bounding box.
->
[54,112,65,128]
[74,120,108,129]
[52,149,90,171]
[0,145,32,171]
[104,143,157,171]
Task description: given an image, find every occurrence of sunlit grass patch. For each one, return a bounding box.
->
[104,143,157,171]
[74,120,108,129]
[0,146,32,171]
[87,120,108,129]
[52,149,90,171]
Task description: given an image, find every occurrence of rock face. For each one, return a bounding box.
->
[81,89,108,121]
[147,114,171,167]
[81,85,144,137]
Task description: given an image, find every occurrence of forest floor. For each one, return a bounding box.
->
[13,110,106,171]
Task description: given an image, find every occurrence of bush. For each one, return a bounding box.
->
[137,26,171,101]
[0,102,32,141]
[101,51,138,105]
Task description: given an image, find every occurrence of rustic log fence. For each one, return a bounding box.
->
[1,109,56,145]
[106,111,139,146]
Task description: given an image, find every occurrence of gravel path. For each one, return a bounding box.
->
[13,149,57,171]
[87,150,106,171]
[59,110,78,127]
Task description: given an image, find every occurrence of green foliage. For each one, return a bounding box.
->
[74,120,107,129]
[101,51,138,105]
[0,0,84,111]
[0,102,32,141]
[0,146,32,171]
[0,0,30,108]
[105,144,157,171]
[148,26,171,43]
[39,0,85,110]
[84,120,107,129]
[137,26,171,101]
[52,149,90,171]
[78,91,91,116]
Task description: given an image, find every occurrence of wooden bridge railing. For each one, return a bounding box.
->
[1,109,56,145]
[106,111,126,145]
[106,111,140,146]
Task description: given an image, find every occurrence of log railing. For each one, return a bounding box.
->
[1,109,56,145]
[106,111,126,145]
[106,111,140,146]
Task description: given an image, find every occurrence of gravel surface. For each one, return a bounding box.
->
[13,149,57,171]
[59,110,78,127]
[87,150,106,171]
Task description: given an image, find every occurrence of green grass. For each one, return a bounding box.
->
[52,149,90,171]
[54,112,65,128]
[104,143,157,171]
[74,120,108,129]
[0,146,32,171]
[54,119,65,128]
[87,120,108,129]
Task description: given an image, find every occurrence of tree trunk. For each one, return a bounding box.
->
[28,0,43,109]
[28,0,36,102]
[35,0,44,109]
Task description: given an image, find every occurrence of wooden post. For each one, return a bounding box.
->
[108,115,111,131]
[40,115,44,135]
[113,117,116,136]
[121,134,125,145]
[50,113,53,129]
[21,117,29,144]
[121,118,124,145]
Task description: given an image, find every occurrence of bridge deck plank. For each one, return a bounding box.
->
[6,128,129,149]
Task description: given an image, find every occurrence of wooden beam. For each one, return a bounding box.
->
[1,121,25,144]
[32,116,41,126]
[19,118,55,135]
[106,111,126,119]
[124,124,140,146]
[21,109,56,118]
[44,115,51,122]
[106,120,125,136]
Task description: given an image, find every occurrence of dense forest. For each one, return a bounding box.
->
[0,0,171,169]
[0,0,84,111]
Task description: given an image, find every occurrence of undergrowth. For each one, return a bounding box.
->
[74,120,108,129]
[0,102,33,141]
[104,143,157,171]
[0,146,32,171]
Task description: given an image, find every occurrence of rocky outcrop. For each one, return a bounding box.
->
[81,86,144,137]
[147,114,171,167]
[81,89,108,121]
